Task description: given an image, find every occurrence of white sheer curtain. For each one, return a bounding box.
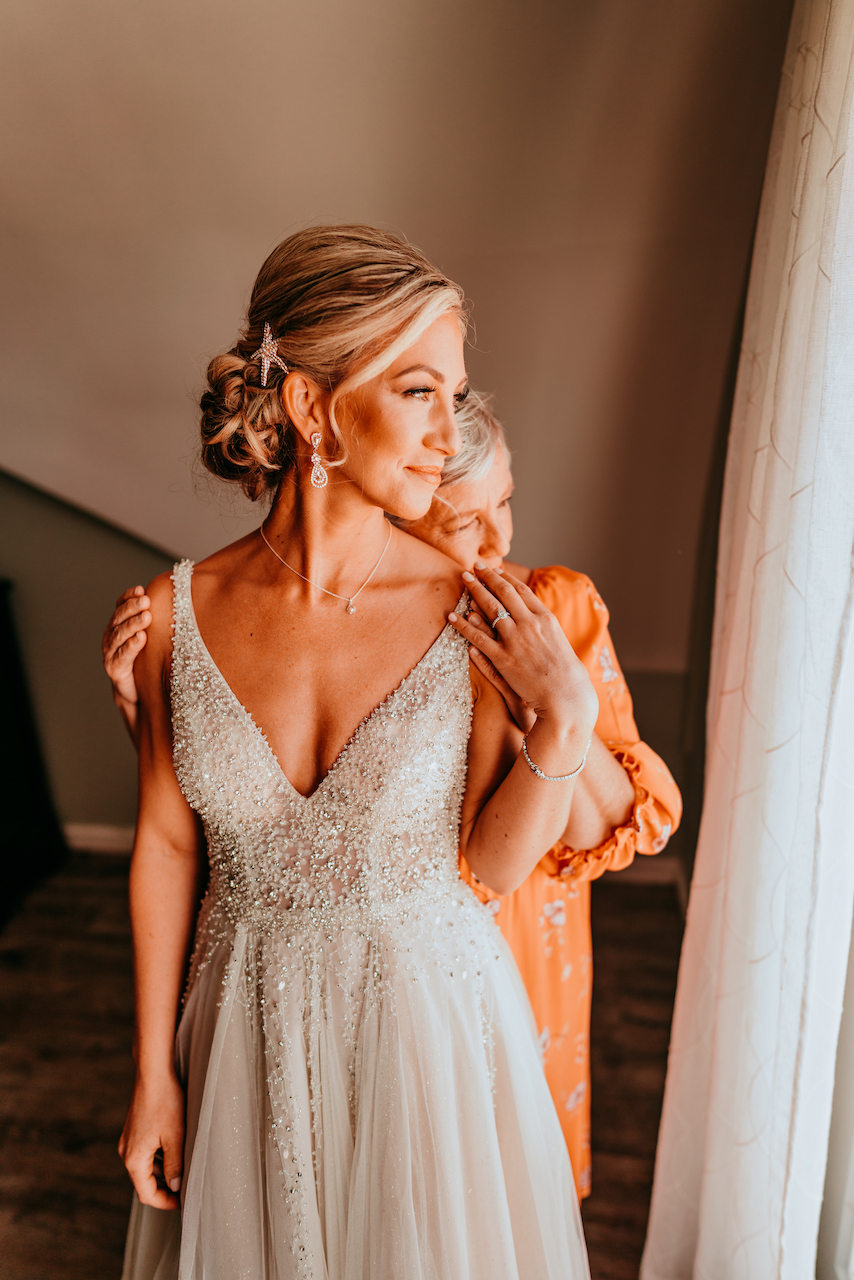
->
[640,2,854,1276]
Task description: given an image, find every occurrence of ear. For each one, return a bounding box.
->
[281,374,330,448]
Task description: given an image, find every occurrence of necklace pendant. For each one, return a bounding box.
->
[346,600,357,615]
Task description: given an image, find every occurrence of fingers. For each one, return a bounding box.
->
[161,1134,183,1198]
[120,1123,182,1209]
[469,645,515,698]
[463,565,527,623]
[122,1149,180,1211]
[110,628,148,671]
[476,563,542,616]
[498,569,549,613]
[104,603,152,665]
[448,609,503,658]
[116,585,145,608]
[468,611,498,638]
[113,594,152,632]
[119,1076,185,1212]
[108,593,151,639]
[461,571,508,625]
[470,647,537,733]
[113,614,151,654]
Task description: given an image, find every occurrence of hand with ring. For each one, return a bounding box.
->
[448,562,598,743]
[464,603,535,729]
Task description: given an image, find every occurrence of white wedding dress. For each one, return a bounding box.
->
[121,560,589,1280]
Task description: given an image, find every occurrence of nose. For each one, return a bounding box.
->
[429,396,462,458]
[479,516,511,561]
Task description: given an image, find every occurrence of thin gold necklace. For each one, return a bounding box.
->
[259,521,393,615]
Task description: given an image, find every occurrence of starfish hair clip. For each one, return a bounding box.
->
[252,322,289,387]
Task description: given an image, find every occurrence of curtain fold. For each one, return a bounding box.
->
[640,2,854,1276]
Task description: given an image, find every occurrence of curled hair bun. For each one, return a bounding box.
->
[199,224,466,501]
[200,350,291,501]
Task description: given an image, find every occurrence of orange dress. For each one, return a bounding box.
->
[460,566,683,1198]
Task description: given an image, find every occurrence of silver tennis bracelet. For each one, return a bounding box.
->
[521,733,591,782]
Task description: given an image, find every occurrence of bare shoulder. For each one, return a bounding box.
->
[393,526,466,599]
[140,531,260,665]
[190,529,259,586]
[143,571,176,638]
[135,569,177,690]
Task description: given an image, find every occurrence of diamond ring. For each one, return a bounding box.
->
[493,608,512,626]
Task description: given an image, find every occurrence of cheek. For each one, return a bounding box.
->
[352,419,402,469]
[411,525,477,570]
[346,398,412,467]
[444,530,480,571]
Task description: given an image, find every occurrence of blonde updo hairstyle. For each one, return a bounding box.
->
[200,225,467,500]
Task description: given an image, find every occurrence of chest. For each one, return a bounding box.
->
[187,580,461,799]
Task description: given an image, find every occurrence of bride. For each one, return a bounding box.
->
[118,224,596,1279]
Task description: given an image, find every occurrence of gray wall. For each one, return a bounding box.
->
[0,470,170,826]
[0,0,795,827]
[0,0,794,672]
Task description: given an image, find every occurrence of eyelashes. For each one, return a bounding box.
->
[447,501,511,535]
[403,385,470,405]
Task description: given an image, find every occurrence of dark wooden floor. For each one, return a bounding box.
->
[0,855,683,1280]
[582,881,684,1279]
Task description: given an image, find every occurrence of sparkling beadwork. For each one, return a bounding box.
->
[167,562,518,1269]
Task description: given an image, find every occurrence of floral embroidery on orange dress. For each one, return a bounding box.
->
[460,565,683,1200]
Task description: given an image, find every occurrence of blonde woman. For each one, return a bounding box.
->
[115,225,594,1279]
[106,394,681,1207]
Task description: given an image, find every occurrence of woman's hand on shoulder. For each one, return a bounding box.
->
[450,562,598,749]
[467,558,537,728]
[468,642,537,733]
[103,586,151,701]
[132,571,180,720]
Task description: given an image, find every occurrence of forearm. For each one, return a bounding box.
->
[113,688,141,749]
[559,734,635,850]
[130,835,202,1080]
[463,717,589,895]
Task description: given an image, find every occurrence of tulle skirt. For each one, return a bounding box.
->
[121,882,589,1280]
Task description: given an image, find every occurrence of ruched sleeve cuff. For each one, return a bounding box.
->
[540,740,683,885]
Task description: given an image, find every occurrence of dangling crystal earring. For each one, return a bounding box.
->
[309,433,329,488]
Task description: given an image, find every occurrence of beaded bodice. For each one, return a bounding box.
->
[169,560,473,931]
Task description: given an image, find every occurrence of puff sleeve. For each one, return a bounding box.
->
[527,566,682,884]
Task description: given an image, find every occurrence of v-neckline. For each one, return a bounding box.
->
[185,566,467,803]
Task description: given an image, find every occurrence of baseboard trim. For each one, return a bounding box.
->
[64,823,134,854]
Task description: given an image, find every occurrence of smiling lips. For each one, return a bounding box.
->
[406,465,444,485]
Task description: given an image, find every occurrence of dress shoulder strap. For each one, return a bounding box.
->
[170,558,196,650]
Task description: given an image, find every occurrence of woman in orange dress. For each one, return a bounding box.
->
[103,393,681,1200]
[403,395,682,1199]
[464,569,679,1196]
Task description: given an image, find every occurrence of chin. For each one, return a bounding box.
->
[383,484,436,524]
